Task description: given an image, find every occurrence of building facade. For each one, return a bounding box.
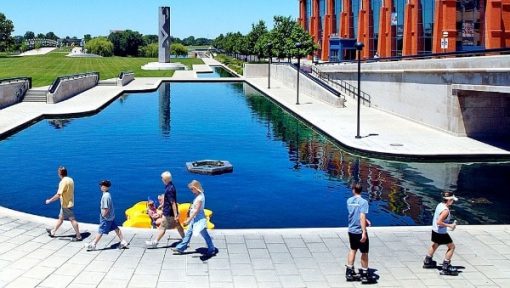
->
[298,0,510,61]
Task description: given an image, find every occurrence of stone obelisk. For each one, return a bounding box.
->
[159,6,171,63]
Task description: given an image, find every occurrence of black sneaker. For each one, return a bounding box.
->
[360,269,377,284]
[345,266,360,282]
[423,257,437,269]
[440,263,458,276]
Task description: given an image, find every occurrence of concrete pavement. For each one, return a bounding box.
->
[1,207,509,288]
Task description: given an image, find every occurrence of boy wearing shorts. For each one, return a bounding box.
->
[85,180,128,251]
[345,183,376,284]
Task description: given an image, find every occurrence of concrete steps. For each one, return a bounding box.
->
[23,89,47,102]
[97,80,117,86]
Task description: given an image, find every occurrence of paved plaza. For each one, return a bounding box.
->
[0,207,509,288]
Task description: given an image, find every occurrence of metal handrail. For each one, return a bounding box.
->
[49,72,99,93]
[0,77,32,89]
[317,47,510,66]
[312,66,371,106]
[272,62,344,101]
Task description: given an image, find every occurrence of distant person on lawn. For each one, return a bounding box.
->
[45,166,82,241]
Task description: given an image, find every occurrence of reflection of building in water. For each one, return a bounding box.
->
[48,119,72,129]
[243,90,472,224]
[158,83,171,136]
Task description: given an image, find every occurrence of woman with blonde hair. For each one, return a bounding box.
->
[173,180,217,256]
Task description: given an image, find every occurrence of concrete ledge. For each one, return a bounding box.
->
[117,72,135,86]
[0,79,30,109]
[48,73,99,104]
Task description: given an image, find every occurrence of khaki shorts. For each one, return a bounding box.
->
[59,207,75,220]
[159,215,180,230]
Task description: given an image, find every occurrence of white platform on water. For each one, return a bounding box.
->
[141,62,187,71]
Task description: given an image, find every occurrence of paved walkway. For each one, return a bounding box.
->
[243,76,510,158]
[18,48,57,56]
[0,207,509,288]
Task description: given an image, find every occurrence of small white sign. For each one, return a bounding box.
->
[440,38,449,49]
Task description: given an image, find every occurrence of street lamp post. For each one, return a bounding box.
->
[267,42,273,89]
[295,42,302,105]
[354,41,364,139]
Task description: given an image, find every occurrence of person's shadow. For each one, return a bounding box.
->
[56,232,91,241]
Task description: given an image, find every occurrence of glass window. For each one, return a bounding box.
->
[352,0,360,39]
[393,0,406,56]
[335,0,342,34]
[419,0,435,54]
[306,0,312,30]
[456,0,485,50]
[370,0,382,57]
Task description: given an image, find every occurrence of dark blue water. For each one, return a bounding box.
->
[0,82,509,228]
[197,66,236,78]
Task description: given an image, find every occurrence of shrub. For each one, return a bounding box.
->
[85,37,114,57]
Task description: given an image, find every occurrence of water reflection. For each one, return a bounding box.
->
[243,82,509,225]
[48,119,72,129]
[159,83,171,136]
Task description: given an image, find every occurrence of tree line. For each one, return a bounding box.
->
[0,12,213,57]
[213,16,317,62]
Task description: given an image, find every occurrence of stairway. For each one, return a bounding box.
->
[23,89,47,103]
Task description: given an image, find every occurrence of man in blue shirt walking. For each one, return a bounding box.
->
[346,183,376,284]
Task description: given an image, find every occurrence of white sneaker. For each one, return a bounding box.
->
[85,242,96,251]
[145,240,158,249]
[119,240,129,249]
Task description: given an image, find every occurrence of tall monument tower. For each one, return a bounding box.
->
[159,6,171,63]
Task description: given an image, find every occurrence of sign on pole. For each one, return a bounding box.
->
[440,38,449,49]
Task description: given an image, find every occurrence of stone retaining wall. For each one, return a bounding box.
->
[245,64,345,108]
[48,74,99,104]
[0,79,30,109]
[317,55,510,136]
[117,72,135,86]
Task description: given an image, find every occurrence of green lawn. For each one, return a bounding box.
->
[0,52,203,87]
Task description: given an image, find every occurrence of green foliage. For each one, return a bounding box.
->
[85,37,114,57]
[0,51,204,86]
[34,42,42,50]
[214,54,243,75]
[45,32,58,41]
[36,33,45,39]
[24,31,34,40]
[0,13,14,52]
[143,34,158,45]
[170,43,188,57]
[83,34,92,43]
[139,43,158,58]
[108,30,144,57]
[212,16,316,61]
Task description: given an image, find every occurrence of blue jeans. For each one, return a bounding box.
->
[176,220,215,254]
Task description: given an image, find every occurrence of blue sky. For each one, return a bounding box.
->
[1,0,297,39]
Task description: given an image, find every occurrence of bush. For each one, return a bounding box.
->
[85,37,114,57]
[139,43,158,58]
[170,43,188,57]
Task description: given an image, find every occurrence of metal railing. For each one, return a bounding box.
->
[272,62,344,101]
[317,47,510,66]
[311,66,371,106]
[0,77,32,89]
[49,72,99,93]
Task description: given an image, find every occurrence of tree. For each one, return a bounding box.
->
[254,33,272,59]
[36,33,45,39]
[247,20,268,59]
[288,22,317,59]
[270,16,296,59]
[170,43,187,57]
[139,43,158,57]
[213,34,225,50]
[108,30,143,56]
[182,36,195,46]
[0,13,14,52]
[83,34,92,43]
[45,32,58,40]
[85,37,113,56]
[143,34,158,45]
[24,31,35,40]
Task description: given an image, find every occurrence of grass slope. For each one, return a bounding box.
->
[0,51,203,87]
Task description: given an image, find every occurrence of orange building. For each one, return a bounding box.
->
[298,0,510,61]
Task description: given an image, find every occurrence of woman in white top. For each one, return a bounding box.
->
[173,180,217,256]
